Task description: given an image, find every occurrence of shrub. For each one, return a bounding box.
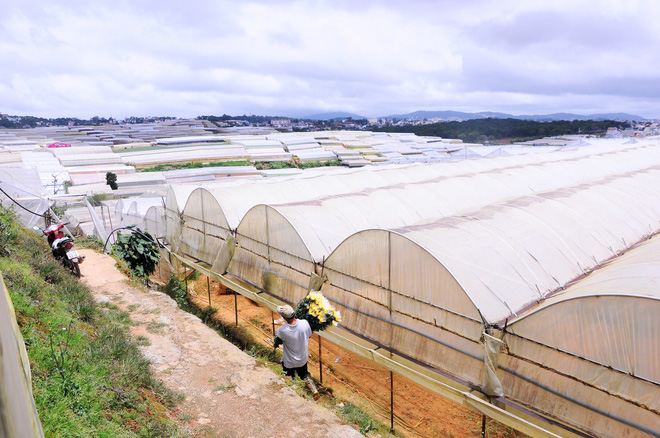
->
[112,227,160,280]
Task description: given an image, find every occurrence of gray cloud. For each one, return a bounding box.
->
[1,0,659,119]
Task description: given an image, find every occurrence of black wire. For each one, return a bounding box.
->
[102,226,165,253]
[0,185,49,217]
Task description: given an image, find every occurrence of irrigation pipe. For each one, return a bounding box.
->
[102,226,163,254]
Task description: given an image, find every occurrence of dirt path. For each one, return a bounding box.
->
[79,249,363,438]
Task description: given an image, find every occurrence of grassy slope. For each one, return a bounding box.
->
[0,207,186,438]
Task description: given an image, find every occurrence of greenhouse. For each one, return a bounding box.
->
[137,140,660,438]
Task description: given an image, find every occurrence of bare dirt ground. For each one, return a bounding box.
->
[79,249,363,438]
[183,276,525,438]
[80,248,525,438]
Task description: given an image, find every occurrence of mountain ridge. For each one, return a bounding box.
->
[299,110,646,122]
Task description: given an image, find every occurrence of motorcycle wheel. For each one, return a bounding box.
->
[71,261,81,278]
[65,259,81,278]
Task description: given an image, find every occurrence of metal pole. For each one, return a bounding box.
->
[234,290,238,327]
[482,414,487,437]
[207,276,211,309]
[318,335,323,384]
[271,312,276,351]
[390,370,395,432]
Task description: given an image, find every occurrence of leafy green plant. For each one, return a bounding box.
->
[159,276,188,307]
[112,227,160,280]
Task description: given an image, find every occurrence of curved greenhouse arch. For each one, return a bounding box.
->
[230,204,316,306]
[180,187,232,264]
[323,228,486,386]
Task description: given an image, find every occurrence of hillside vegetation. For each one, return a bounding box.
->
[0,206,186,437]
[375,118,629,143]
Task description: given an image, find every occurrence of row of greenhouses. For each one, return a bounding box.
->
[135,141,659,438]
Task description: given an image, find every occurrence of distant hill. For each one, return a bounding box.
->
[382,110,646,122]
[302,112,368,121]
[384,110,485,121]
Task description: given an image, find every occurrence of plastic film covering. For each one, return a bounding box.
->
[164,185,198,252]
[232,205,314,305]
[144,205,166,241]
[85,197,109,244]
[500,236,660,437]
[180,188,230,264]
[116,197,162,228]
[0,274,44,438]
[394,167,660,324]
[163,141,660,438]
[0,167,49,229]
[323,229,486,386]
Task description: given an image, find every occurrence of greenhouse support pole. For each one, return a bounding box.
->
[271,313,276,351]
[319,335,323,384]
[207,277,211,309]
[482,414,487,437]
[169,253,569,438]
[388,233,394,433]
[390,371,394,432]
[234,290,238,327]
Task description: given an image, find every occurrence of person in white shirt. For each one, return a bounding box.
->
[274,304,320,400]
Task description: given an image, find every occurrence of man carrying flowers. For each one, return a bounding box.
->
[273,304,320,401]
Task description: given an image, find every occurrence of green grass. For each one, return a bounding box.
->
[137,160,250,172]
[339,402,386,435]
[0,206,187,437]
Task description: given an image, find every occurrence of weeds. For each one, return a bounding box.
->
[158,275,281,364]
[339,402,383,436]
[214,383,236,392]
[46,320,77,396]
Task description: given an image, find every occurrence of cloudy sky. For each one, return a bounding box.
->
[2,0,659,119]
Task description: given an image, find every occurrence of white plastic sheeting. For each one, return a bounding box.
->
[0,274,44,438]
[503,236,660,438]
[0,168,49,229]
[160,140,660,438]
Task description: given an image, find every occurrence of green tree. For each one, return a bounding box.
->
[105,172,118,190]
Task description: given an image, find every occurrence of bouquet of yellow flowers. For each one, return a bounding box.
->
[295,291,341,332]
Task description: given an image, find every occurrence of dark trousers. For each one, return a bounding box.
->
[282,362,309,379]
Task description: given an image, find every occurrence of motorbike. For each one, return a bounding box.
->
[34,222,85,277]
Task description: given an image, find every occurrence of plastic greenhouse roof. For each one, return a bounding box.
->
[506,234,660,383]
[392,169,660,323]
[186,142,659,239]
[171,141,660,325]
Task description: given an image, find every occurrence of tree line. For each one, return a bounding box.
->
[374,118,630,143]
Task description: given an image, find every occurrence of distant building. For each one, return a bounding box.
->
[270,119,291,128]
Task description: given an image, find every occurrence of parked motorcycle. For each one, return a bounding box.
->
[34,222,85,277]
